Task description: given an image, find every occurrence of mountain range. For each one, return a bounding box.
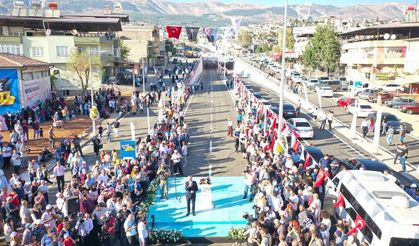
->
[0,0,409,26]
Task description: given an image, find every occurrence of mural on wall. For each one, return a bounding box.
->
[0,69,21,114]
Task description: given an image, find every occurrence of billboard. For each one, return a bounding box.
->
[120,140,136,159]
[0,69,21,114]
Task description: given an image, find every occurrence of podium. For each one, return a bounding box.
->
[198,184,213,211]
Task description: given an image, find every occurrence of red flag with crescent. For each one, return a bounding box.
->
[333,193,345,208]
[166,26,182,39]
[347,214,367,235]
[304,154,311,169]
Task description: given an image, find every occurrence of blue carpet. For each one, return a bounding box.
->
[148,176,253,237]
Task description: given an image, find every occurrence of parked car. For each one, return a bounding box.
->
[283,103,297,118]
[286,118,314,139]
[347,103,374,117]
[338,158,418,188]
[399,103,419,114]
[368,91,394,104]
[367,112,402,133]
[384,97,416,108]
[357,88,378,100]
[305,79,319,90]
[318,86,334,97]
[378,83,404,92]
[319,80,345,91]
[337,96,356,108]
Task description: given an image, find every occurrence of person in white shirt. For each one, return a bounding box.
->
[41,205,58,229]
[137,217,148,246]
[268,191,284,212]
[124,213,137,246]
[11,149,21,174]
[56,192,68,217]
[53,161,65,192]
[171,150,183,176]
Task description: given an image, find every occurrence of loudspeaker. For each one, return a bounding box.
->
[66,196,80,215]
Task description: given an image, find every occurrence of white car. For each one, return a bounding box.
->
[292,75,303,84]
[318,86,334,97]
[347,103,375,117]
[305,79,319,89]
[378,83,404,92]
[286,118,314,139]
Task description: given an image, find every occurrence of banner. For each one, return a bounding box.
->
[120,140,137,159]
[185,26,199,42]
[230,17,242,35]
[203,28,218,43]
[0,69,21,114]
[166,26,182,39]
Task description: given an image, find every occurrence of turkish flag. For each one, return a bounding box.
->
[333,193,345,208]
[271,117,277,130]
[348,214,367,235]
[314,168,328,188]
[281,122,286,132]
[166,26,182,39]
[292,139,300,152]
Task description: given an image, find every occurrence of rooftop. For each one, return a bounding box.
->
[340,22,419,38]
[0,53,49,68]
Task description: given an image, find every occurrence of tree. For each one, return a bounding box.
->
[119,40,131,61]
[67,50,101,91]
[301,25,341,75]
[272,45,280,53]
[277,27,295,51]
[238,30,253,48]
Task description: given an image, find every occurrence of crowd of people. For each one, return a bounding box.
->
[230,80,418,246]
[0,62,194,245]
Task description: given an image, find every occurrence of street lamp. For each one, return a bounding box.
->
[278,0,288,137]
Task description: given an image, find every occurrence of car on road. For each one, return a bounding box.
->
[253,92,262,99]
[367,112,402,133]
[399,103,419,114]
[318,86,334,97]
[259,99,272,109]
[347,103,374,117]
[338,158,418,188]
[384,97,416,108]
[286,118,314,139]
[305,78,319,90]
[378,83,404,92]
[282,103,297,118]
[337,96,356,108]
[357,88,378,100]
[367,91,394,104]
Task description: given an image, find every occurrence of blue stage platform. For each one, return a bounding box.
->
[148,176,253,237]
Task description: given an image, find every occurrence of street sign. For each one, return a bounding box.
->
[120,140,136,159]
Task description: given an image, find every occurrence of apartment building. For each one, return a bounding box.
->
[0,3,128,94]
[340,23,419,86]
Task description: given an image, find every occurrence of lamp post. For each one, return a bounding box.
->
[278,0,288,137]
[88,47,96,135]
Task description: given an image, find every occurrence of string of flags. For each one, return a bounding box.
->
[165,18,241,42]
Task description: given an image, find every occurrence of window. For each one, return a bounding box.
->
[0,44,22,55]
[32,47,44,57]
[56,46,69,57]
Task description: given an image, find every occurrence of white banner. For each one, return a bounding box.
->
[22,77,51,107]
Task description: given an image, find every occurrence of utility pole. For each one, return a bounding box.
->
[278,0,288,138]
[88,47,96,135]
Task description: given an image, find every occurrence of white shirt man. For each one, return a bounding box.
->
[137,219,148,245]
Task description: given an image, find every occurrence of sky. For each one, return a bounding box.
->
[167,0,414,7]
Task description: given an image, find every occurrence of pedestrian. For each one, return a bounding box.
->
[106,122,112,143]
[395,142,408,173]
[227,119,233,136]
[137,216,148,246]
[113,120,120,138]
[200,82,203,91]
[234,127,240,152]
[296,99,301,115]
[312,108,318,120]
[11,149,21,174]
[2,142,12,169]
[53,161,65,192]
[399,123,407,143]
[123,213,137,246]
[185,175,198,216]
[381,115,388,134]
[157,163,169,200]
[236,112,243,126]
[171,150,183,176]
[48,127,55,149]
[326,110,334,131]
[319,110,326,130]
[361,118,369,138]
[386,126,395,146]
[98,124,103,138]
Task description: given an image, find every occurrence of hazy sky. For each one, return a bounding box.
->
[167,0,414,6]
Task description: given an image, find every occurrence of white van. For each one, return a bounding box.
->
[325,170,419,246]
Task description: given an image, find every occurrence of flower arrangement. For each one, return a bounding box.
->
[227,227,247,241]
[138,179,158,213]
[149,229,183,244]
[199,176,211,185]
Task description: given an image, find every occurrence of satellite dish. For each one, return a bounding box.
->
[46,29,51,36]
[71,29,78,36]
[384,33,390,40]
[390,34,397,40]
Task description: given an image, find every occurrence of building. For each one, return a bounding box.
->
[340,23,419,86]
[0,3,128,95]
[0,53,51,114]
[118,23,161,62]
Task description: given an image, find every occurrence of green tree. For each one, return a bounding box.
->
[272,45,280,53]
[301,25,340,75]
[119,40,131,61]
[277,27,295,51]
[255,46,264,54]
[238,30,253,48]
[67,50,102,91]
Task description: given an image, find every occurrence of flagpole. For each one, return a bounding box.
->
[278,0,288,140]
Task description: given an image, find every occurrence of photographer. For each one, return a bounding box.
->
[157,163,169,200]
[243,221,259,246]
[75,213,93,246]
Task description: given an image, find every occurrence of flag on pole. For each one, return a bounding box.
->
[347,214,367,235]
[292,138,300,152]
[185,26,199,41]
[304,154,311,169]
[166,26,182,39]
[333,193,345,208]
[203,28,218,43]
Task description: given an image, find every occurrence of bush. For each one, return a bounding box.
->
[227,227,247,241]
[149,229,183,244]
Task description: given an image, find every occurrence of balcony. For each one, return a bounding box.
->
[0,36,23,44]
[74,36,113,45]
[340,53,375,65]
